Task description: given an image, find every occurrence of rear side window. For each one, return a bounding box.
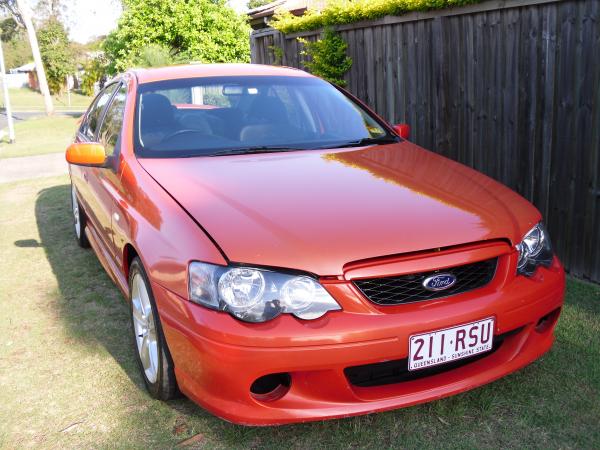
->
[97,84,127,157]
[80,83,118,141]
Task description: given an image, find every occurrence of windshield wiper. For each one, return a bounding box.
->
[317,135,400,150]
[209,136,399,156]
[210,146,300,156]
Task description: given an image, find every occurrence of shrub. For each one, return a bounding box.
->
[104,0,251,74]
[299,27,352,86]
[268,45,284,65]
[81,56,108,96]
[130,44,180,68]
[272,0,483,34]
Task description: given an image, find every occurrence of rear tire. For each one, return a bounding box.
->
[129,257,179,400]
[71,183,90,248]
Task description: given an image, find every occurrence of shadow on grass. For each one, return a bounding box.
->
[31,182,600,448]
[14,238,43,247]
[34,183,142,388]
[32,183,256,444]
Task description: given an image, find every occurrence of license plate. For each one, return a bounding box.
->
[408,317,495,371]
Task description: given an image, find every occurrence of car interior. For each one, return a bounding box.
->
[138,83,379,153]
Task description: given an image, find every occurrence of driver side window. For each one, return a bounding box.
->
[80,84,118,141]
[97,84,127,157]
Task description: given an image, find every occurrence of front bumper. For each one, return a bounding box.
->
[154,252,565,425]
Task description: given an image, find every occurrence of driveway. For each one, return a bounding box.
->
[0,152,68,183]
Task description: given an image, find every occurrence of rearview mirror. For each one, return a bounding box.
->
[393,123,411,140]
[222,84,244,95]
[65,142,107,166]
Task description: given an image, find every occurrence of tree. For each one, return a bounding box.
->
[0,16,17,40]
[37,17,75,94]
[0,17,32,68]
[34,0,66,21]
[0,0,54,114]
[103,0,251,74]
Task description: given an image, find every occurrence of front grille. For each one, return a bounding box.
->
[353,258,498,306]
[344,327,523,388]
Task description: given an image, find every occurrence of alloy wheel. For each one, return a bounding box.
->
[131,273,159,384]
[71,186,81,238]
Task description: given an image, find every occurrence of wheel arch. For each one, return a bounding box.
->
[123,243,140,284]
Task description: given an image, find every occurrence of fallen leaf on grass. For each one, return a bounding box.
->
[172,415,189,436]
[59,420,85,433]
[177,433,205,448]
[173,423,188,436]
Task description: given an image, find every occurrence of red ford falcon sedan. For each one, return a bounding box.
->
[66,64,565,425]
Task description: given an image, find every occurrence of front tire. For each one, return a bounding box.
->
[129,257,179,400]
[71,183,90,248]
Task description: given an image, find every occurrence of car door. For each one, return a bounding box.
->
[71,84,118,235]
[73,82,120,258]
[88,82,128,265]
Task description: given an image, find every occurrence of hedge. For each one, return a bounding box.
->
[272,0,484,34]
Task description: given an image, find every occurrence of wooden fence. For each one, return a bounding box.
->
[250,0,600,283]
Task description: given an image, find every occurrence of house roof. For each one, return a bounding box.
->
[12,62,35,72]
[247,0,325,29]
[248,0,304,19]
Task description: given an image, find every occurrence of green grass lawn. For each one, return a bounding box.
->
[0,115,80,158]
[1,88,92,112]
[0,175,599,448]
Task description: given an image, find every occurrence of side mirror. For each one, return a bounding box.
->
[66,142,107,166]
[393,123,411,140]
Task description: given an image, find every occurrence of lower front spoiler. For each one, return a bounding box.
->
[167,305,561,425]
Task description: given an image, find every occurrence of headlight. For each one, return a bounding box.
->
[516,222,554,276]
[188,262,341,323]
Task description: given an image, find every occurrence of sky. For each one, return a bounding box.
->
[62,0,122,43]
[35,0,249,44]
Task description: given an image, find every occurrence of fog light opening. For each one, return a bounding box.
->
[250,373,291,402]
[535,307,561,333]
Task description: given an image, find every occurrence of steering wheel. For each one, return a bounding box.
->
[161,129,205,142]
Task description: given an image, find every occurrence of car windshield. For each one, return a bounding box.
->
[134,75,397,157]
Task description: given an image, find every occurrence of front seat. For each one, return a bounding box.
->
[240,95,301,143]
[140,93,176,146]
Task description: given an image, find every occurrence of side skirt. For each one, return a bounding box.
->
[85,225,129,299]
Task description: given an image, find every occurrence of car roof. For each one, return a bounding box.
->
[130,63,314,84]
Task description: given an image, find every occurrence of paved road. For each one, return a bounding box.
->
[0,152,68,184]
[0,110,84,130]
